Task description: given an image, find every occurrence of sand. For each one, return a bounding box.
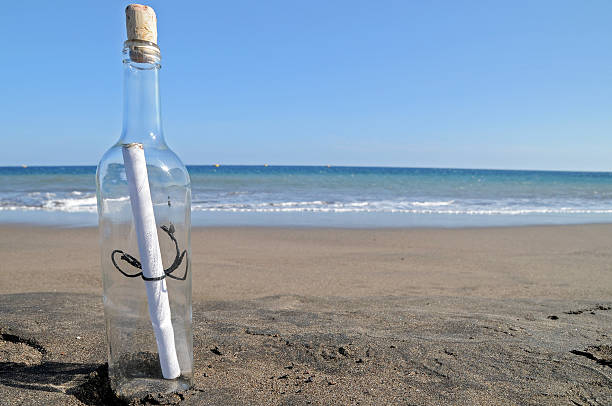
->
[1,225,612,405]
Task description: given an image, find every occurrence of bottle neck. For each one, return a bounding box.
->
[119,41,165,147]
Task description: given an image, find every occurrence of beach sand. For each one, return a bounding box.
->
[1,225,612,404]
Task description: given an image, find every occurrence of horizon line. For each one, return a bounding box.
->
[1,164,612,174]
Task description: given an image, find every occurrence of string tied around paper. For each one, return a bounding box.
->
[111,223,188,281]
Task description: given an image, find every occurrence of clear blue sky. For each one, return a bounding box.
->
[1,1,610,170]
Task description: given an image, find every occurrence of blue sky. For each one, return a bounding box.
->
[1,1,610,170]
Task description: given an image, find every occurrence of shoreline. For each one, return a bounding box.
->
[4,220,612,230]
[4,207,612,229]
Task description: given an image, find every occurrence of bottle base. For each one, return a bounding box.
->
[113,376,192,400]
[109,351,192,400]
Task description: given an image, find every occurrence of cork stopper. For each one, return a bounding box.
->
[124,4,160,63]
[125,4,157,44]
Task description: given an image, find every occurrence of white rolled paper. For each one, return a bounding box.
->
[122,143,180,380]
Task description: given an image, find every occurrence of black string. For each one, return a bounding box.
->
[111,223,188,282]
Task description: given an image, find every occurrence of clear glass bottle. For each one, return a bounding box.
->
[96,37,192,399]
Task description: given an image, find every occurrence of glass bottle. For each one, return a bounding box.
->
[95,28,192,398]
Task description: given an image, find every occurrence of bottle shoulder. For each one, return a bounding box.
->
[97,143,190,190]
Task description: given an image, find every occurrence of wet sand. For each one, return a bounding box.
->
[1,225,612,404]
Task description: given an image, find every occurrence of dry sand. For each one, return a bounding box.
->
[1,225,612,405]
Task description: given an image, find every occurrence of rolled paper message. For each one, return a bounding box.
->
[122,142,180,380]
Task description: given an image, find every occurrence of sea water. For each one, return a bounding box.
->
[2,165,612,227]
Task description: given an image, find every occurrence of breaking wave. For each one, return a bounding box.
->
[0,191,98,213]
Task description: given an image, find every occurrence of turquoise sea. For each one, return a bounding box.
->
[2,165,612,227]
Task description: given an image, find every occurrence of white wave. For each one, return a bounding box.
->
[412,200,455,207]
[257,201,327,207]
[345,202,369,207]
[190,201,612,215]
[0,194,98,213]
[5,193,612,218]
[104,196,130,203]
[27,192,56,198]
[42,196,98,213]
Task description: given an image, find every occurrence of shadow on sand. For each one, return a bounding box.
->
[0,361,125,405]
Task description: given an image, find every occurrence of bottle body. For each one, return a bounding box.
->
[96,38,192,399]
[97,144,192,398]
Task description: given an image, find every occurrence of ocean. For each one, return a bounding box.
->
[2,165,612,227]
